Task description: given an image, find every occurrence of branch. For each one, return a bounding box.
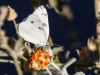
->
[0,58,20,64]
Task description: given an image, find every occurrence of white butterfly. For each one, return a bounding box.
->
[18,5,49,47]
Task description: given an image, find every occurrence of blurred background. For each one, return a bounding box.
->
[0,0,96,75]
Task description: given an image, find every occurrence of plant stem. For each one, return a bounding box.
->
[0,58,20,64]
[46,67,52,75]
[13,19,21,38]
[5,46,23,75]
[13,19,17,30]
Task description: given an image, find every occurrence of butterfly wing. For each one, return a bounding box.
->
[18,5,49,46]
[33,5,49,42]
[26,14,46,42]
[18,21,43,45]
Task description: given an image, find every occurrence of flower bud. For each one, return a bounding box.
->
[87,36,98,51]
[7,5,18,21]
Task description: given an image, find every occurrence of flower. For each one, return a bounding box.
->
[76,46,90,62]
[30,49,51,70]
[87,36,98,51]
[76,47,90,72]
[7,5,18,21]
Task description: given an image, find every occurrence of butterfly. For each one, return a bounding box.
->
[18,5,52,71]
[18,5,49,47]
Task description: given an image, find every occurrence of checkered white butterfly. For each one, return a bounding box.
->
[18,5,49,47]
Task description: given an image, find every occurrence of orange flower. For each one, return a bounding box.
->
[35,58,40,62]
[31,56,35,59]
[32,66,38,70]
[39,50,44,54]
[37,54,42,58]
[30,49,51,70]
[38,60,43,65]
[39,65,44,70]
[44,62,48,66]
[45,60,49,63]
[44,55,48,59]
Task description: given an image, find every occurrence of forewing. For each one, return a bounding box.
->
[26,14,46,42]
[18,5,49,46]
[33,5,49,42]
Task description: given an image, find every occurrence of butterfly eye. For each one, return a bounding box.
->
[31,21,34,23]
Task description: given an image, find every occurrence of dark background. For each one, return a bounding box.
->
[0,0,96,75]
